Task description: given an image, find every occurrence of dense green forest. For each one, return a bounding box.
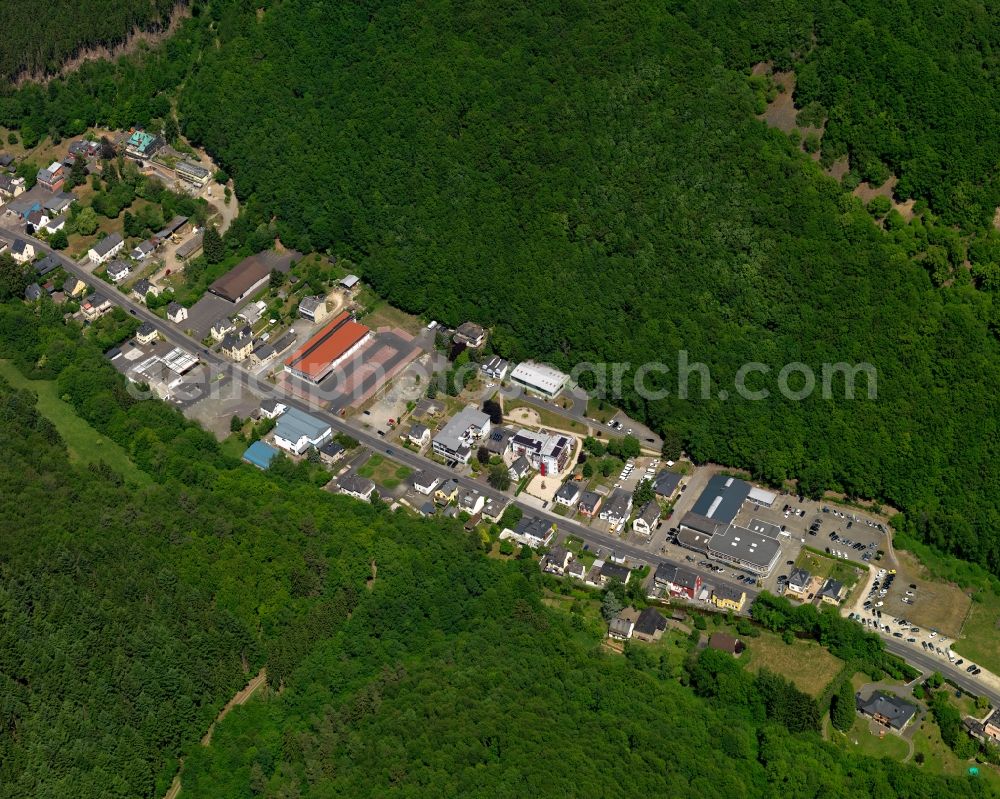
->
[176,0,1000,575]
[0,0,184,81]
[0,301,988,797]
[689,0,1000,228]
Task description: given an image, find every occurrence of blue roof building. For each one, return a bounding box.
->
[243,440,279,470]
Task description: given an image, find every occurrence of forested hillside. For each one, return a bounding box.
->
[176,0,1000,573]
[0,0,183,81]
[688,0,1000,227]
[2,0,999,576]
[0,302,990,798]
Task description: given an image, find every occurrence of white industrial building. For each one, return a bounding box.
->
[273,407,333,455]
[748,486,778,507]
[509,362,569,398]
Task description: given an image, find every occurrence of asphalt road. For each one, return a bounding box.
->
[881,637,1000,706]
[10,222,996,703]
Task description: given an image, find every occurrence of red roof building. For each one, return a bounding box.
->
[284,310,371,383]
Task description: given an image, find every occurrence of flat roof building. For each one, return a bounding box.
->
[176,160,211,187]
[160,347,199,375]
[509,361,569,398]
[283,310,372,383]
[675,525,713,555]
[748,486,778,507]
[708,523,782,576]
[432,405,491,464]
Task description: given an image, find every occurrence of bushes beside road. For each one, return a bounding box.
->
[751,593,919,681]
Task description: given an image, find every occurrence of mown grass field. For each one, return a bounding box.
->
[742,630,843,697]
[954,592,1000,677]
[0,360,149,484]
[357,453,411,490]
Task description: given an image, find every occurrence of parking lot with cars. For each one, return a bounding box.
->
[848,565,984,676]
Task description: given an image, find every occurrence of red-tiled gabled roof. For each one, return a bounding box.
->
[284,310,369,379]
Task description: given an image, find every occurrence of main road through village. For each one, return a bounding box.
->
[8,223,998,709]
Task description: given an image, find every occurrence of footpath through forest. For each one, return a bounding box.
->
[162,667,267,799]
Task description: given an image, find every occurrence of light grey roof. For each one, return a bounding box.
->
[709,524,781,571]
[274,407,330,443]
[434,405,490,454]
[177,160,210,178]
[298,295,325,315]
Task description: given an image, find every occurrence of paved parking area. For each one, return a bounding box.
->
[185,293,236,340]
[185,388,261,440]
[317,329,424,414]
